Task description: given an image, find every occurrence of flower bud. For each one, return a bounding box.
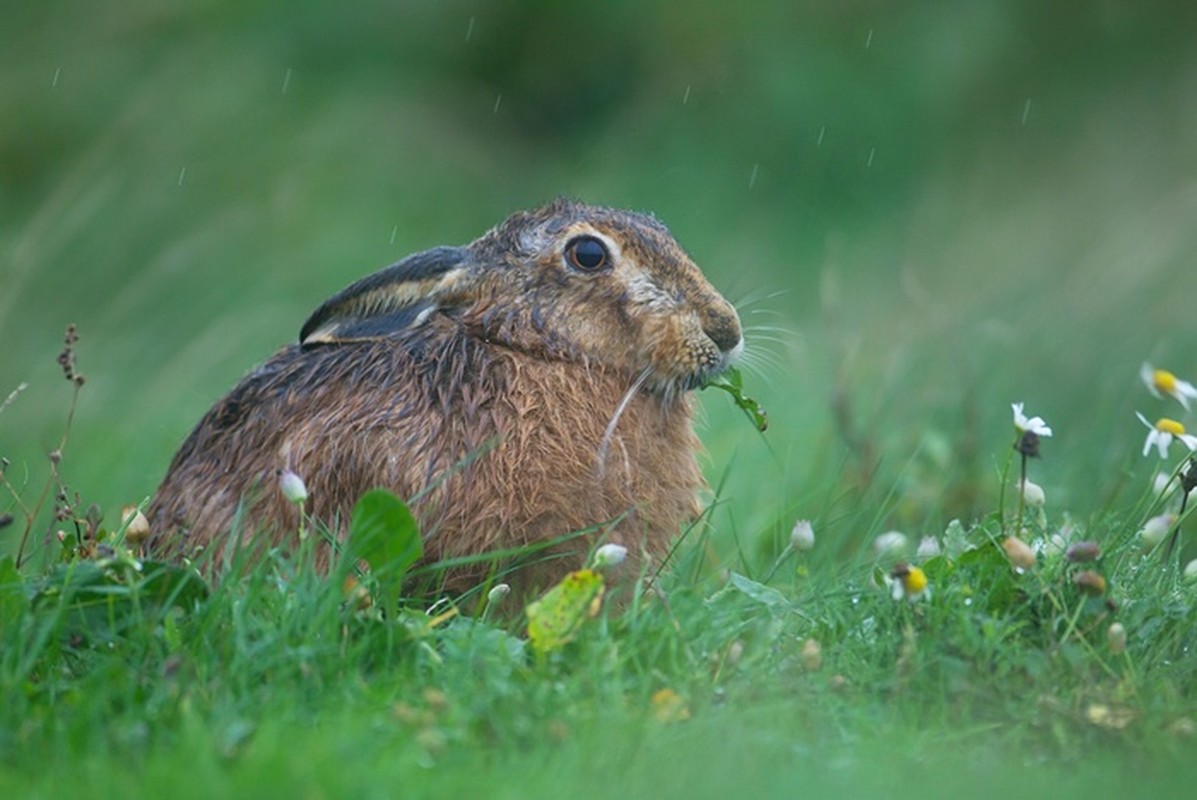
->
[1065,541,1101,563]
[916,536,941,559]
[873,531,908,556]
[486,583,511,605]
[1018,479,1046,508]
[1139,513,1176,548]
[1184,560,1197,583]
[592,543,628,569]
[1107,622,1127,654]
[1073,570,1107,596]
[790,519,815,551]
[121,506,152,545]
[1002,536,1037,570]
[279,469,308,504]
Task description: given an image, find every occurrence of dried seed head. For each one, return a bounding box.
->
[1015,430,1042,458]
[1066,541,1101,563]
[1073,570,1107,596]
[1002,536,1037,570]
[1183,458,1197,494]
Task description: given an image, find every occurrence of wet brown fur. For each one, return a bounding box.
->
[147,199,741,592]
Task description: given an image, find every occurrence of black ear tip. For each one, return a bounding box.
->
[297,246,471,345]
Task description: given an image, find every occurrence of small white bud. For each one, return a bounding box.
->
[873,531,908,556]
[1184,560,1197,583]
[1107,622,1127,654]
[1018,479,1046,508]
[1139,513,1176,548]
[592,543,628,568]
[915,536,941,559]
[121,505,151,545]
[790,519,815,551]
[279,468,309,504]
[486,583,511,605]
[1153,472,1173,496]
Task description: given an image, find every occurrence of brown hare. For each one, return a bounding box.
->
[146,199,743,592]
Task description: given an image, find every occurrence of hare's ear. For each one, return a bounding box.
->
[300,246,473,346]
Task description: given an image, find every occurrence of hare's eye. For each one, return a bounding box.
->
[564,236,609,272]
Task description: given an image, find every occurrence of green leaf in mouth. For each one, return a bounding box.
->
[702,367,768,432]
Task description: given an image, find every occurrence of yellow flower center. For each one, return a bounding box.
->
[1154,369,1179,394]
[1157,418,1186,436]
[902,566,928,594]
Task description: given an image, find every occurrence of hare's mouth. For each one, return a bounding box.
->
[648,337,744,396]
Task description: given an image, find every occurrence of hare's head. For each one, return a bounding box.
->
[300,199,742,395]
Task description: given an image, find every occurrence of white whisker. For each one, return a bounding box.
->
[596,366,653,476]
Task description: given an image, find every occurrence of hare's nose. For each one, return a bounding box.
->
[702,307,742,353]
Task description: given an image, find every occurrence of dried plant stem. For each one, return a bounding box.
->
[14,380,82,567]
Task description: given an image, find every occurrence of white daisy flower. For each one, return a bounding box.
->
[1136,413,1197,458]
[1012,403,1052,437]
[887,563,929,602]
[1141,362,1197,411]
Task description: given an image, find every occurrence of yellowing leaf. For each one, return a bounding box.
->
[525,569,605,653]
[651,688,691,723]
[1085,703,1136,730]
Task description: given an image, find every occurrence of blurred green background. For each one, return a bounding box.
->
[3,1,1196,556]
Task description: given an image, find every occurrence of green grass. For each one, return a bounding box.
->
[5,1,1197,796]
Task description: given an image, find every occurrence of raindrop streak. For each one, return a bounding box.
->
[866,147,875,168]
[1021,98,1032,126]
[817,126,826,146]
[177,167,187,187]
[865,29,874,49]
[748,164,759,189]
[390,225,398,245]
[682,84,691,104]
[52,67,60,88]
[282,68,292,95]
[465,16,475,42]
[493,94,502,113]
